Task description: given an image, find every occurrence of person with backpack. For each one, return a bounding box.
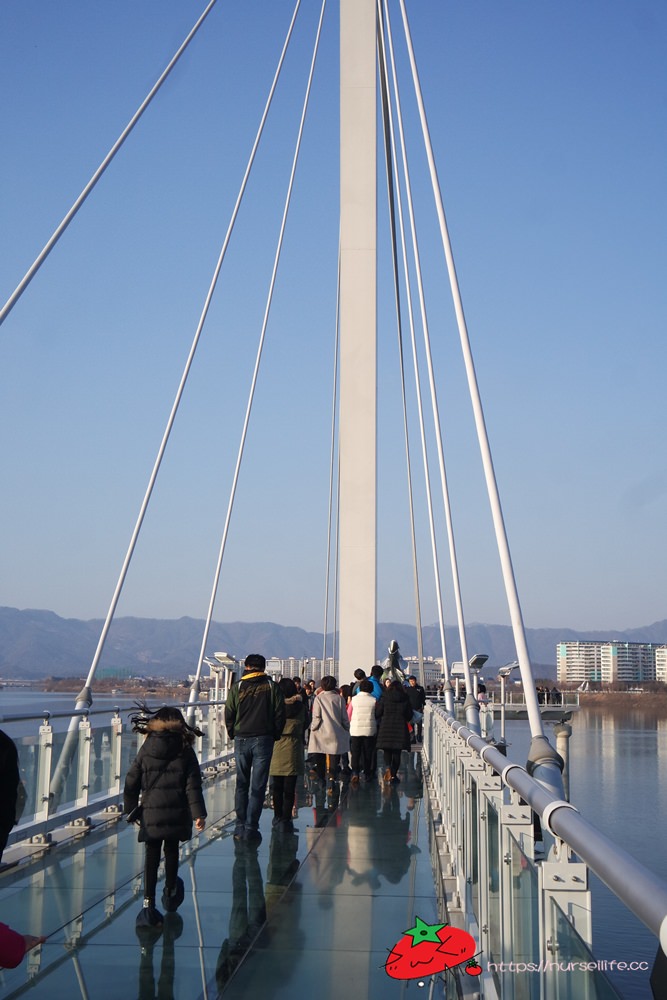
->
[225,654,286,845]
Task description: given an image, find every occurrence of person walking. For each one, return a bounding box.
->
[225,654,286,845]
[348,679,377,783]
[269,678,306,832]
[368,665,384,699]
[406,675,427,744]
[307,676,350,782]
[124,706,207,929]
[375,680,413,783]
[0,729,20,865]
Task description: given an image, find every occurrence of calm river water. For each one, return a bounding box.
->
[504,705,666,998]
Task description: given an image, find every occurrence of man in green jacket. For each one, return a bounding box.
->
[225,654,285,845]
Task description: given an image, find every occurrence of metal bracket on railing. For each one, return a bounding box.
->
[66,817,92,833]
[540,860,588,891]
[541,799,579,838]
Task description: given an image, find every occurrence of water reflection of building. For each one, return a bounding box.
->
[557,640,667,684]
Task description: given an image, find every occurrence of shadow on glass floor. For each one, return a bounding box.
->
[1,753,442,1000]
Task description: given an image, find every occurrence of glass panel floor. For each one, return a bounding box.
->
[1,753,442,1000]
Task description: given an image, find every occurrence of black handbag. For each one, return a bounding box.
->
[126,761,169,824]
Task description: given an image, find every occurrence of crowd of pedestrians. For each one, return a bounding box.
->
[2,650,425,979]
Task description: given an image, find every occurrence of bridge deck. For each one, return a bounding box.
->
[1,752,445,999]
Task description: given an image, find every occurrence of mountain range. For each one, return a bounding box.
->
[2,606,667,682]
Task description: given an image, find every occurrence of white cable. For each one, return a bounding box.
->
[323,244,341,667]
[192,0,328,692]
[396,0,545,740]
[82,0,304,691]
[377,11,425,688]
[332,448,340,673]
[378,7,449,691]
[384,1,477,705]
[0,0,220,328]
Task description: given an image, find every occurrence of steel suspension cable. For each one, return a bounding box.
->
[0,0,220,328]
[190,0,328,708]
[84,0,303,699]
[396,0,554,758]
[48,0,305,800]
[322,243,341,669]
[377,13,425,690]
[384,0,478,720]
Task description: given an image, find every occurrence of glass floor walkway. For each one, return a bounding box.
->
[1,752,450,1000]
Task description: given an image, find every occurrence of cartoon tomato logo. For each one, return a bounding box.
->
[465,959,482,977]
[384,916,477,981]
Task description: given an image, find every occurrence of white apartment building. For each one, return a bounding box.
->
[264,657,336,683]
[655,647,667,684]
[557,641,667,685]
[403,657,443,687]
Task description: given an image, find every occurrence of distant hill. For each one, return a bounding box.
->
[1,606,666,681]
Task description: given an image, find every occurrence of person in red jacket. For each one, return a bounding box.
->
[0,923,45,969]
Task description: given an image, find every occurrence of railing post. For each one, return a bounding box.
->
[111,709,123,798]
[34,715,53,831]
[76,715,92,807]
[477,764,503,990]
[540,845,591,960]
[195,706,204,763]
[208,700,219,758]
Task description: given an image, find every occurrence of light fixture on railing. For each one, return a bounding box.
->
[497,661,520,748]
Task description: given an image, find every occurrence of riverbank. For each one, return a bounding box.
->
[9,677,194,703]
[579,690,667,709]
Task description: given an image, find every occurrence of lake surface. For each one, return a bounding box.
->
[504,706,666,998]
[1,691,663,997]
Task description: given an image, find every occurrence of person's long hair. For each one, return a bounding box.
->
[129,703,203,744]
[278,677,302,720]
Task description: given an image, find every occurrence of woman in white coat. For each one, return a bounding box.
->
[307,676,350,781]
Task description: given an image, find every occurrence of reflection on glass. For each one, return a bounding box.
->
[470,776,478,920]
[216,843,267,992]
[487,801,501,966]
[510,831,539,1000]
[548,898,622,999]
[136,912,183,1000]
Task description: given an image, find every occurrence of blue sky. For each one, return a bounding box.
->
[1,0,666,641]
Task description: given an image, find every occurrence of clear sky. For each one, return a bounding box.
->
[1,0,666,640]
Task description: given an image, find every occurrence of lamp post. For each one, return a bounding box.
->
[213,651,238,701]
[497,661,520,751]
[468,653,488,701]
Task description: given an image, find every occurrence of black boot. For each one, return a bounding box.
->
[161,876,185,913]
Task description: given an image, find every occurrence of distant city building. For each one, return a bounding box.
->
[656,647,667,684]
[404,657,442,687]
[225,654,449,687]
[261,656,336,683]
[557,641,667,684]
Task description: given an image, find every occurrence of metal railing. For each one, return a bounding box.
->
[2,698,233,864]
[423,702,667,999]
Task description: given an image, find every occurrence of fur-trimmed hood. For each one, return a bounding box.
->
[146,718,186,734]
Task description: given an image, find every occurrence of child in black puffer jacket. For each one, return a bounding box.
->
[124,705,207,929]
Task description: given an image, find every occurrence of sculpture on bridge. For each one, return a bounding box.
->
[381,640,408,685]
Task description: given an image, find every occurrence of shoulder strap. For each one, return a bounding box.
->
[143,758,171,797]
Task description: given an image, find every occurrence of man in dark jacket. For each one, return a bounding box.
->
[406,676,426,744]
[225,654,286,844]
[0,729,20,864]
